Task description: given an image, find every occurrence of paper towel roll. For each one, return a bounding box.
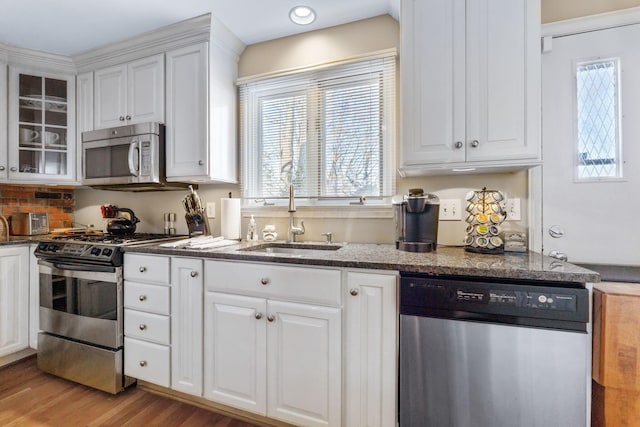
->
[221,198,241,240]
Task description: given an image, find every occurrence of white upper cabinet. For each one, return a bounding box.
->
[7,67,76,183]
[400,0,541,175]
[165,14,244,184]
[94,54,164,129]
[165,43,209,179]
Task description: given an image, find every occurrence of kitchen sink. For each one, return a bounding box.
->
[239,242,343,256]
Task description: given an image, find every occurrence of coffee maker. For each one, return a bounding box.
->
[393,188,440,252]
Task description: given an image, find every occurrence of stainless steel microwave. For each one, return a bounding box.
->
[82,122,166,190]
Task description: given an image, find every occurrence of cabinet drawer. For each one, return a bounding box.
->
[124,337,170,387]
[205,260,341,306]
[124,309,170,345]
[124,254,170,284]
[124,281,170,314]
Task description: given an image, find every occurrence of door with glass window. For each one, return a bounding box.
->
[542,24,640,265]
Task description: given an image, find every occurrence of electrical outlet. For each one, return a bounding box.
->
[206,202,216,218]
[439,199,461,221]
[504,198,521,221]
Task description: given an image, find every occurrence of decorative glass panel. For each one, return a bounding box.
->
[575,59,621,180]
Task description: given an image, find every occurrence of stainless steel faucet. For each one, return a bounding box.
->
[287,184,305,242]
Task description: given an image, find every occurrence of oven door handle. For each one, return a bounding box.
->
[38,260,119,282]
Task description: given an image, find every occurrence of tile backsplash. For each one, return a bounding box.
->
[0,185,74,231]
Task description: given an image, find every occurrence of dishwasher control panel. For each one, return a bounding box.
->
[400,274,589,331]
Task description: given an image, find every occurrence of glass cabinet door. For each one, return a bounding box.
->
[9,67,75,182]
[18,74,68,175]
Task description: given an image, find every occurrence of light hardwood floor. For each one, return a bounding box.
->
[0,357,258,426]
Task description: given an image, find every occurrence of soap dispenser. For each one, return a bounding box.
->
[246,215,258,241]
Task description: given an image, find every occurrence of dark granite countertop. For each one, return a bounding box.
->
[124,240,600,283]
[0,236,43,246]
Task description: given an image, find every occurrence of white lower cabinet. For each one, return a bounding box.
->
[123,253,171,387]
[123,255,398,427]
[204,260,342,427]
[171,257,203,396]
[204,292,267,413]
[344,271,398,427]
[0,245,30,357]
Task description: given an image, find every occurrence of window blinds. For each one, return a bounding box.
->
[239,55,396,201]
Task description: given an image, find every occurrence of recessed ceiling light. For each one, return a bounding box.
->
[289,6,316,25]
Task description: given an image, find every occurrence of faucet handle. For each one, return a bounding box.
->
[299,220,305,234]
[321,232,333,243]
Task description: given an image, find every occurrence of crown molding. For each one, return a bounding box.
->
[73,13,245,72]
[0,43,75,74]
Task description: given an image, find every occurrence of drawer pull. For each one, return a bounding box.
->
[267,315,275,322]
[190,270,198,278]
[139,360,147,367]
[255,312,263,320]
[350,288,359,296]
[139,295,147,301]
[139,266,147,273]
[139,324,147,330]
[260,278,270,285]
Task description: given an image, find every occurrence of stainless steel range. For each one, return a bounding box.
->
[35,233,180,394]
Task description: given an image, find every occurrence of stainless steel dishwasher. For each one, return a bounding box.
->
[399,274,591,427]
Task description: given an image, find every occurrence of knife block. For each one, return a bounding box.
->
[185,211,210,237]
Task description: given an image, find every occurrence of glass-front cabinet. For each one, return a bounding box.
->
[7,68,75,182]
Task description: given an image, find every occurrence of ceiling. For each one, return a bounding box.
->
[0,0,399,57]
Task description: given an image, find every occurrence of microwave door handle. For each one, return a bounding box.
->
[128,140,140,177]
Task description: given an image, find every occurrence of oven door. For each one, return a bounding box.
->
[38,260,123,349]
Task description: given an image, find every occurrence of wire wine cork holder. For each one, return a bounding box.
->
[464,187,506,254]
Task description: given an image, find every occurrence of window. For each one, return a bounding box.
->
[239,55,396,204]
[575,58,622,180]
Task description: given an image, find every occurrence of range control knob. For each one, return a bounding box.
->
[90,247,102,256]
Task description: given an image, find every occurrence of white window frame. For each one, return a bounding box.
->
[239,53,396,216]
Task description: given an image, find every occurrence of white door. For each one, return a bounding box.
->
[542,24,640,265]
[267,300,341,427]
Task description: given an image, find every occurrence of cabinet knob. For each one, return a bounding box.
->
[10,167,17,172]
[198,160,204,166]
[139,324,147,330]
[350,288,359,296]
[470,140,480,148]
[267,315,275,322]
[0,166,5,171]
[119,116,125,121]
[126,115,131,120]
[138,295,147,301]
[139,266,147,273]
[454,141,463,149]
[190,270,198,278]
[139,360,147,367]
[255,312,263,320]
[260,278,270,285]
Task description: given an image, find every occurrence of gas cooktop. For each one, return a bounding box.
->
[35,233,184,266]
[48,233,183,245]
